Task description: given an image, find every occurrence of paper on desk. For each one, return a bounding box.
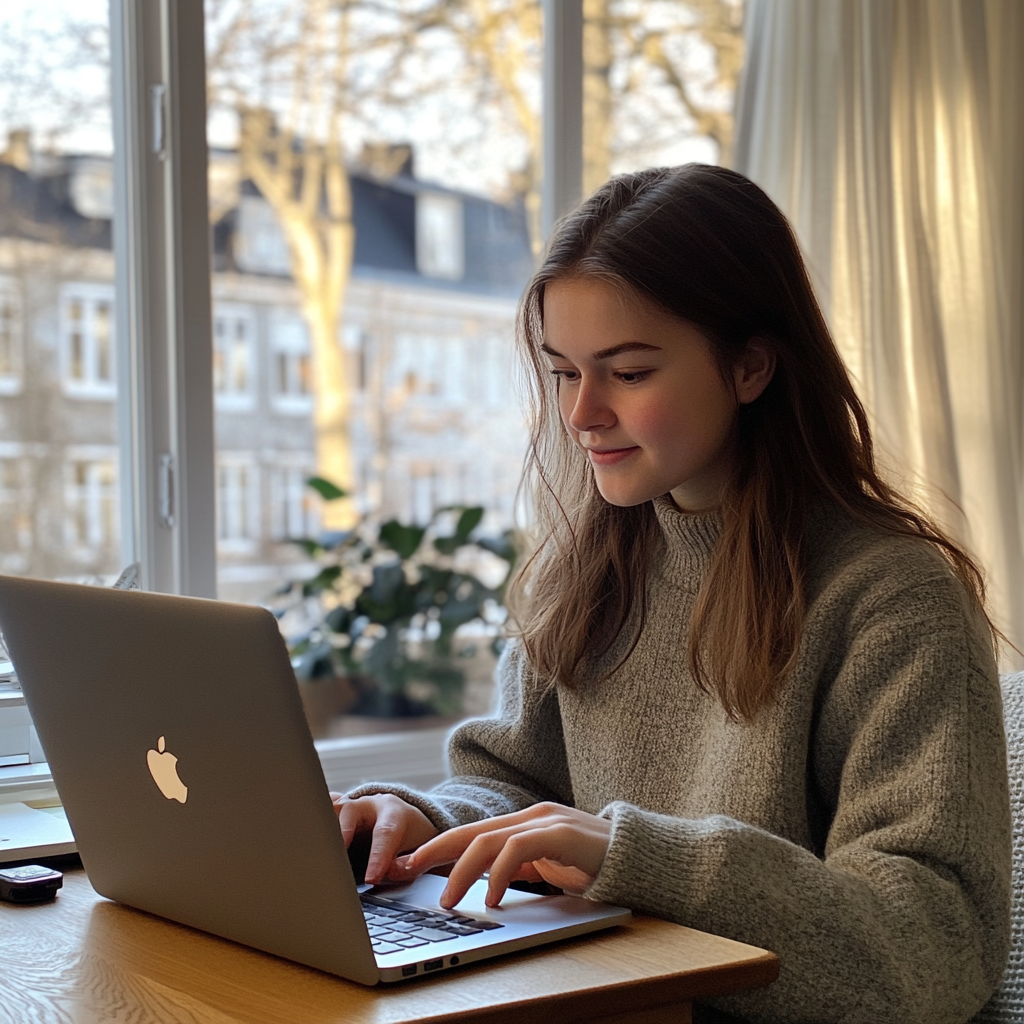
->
[0,802,76,862]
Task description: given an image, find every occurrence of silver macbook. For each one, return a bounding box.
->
[0,575,630,984]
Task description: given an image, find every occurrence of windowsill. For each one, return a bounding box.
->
[270,396,314,415]
[0,726,450,806]
[214,394,257,412]
[62,384,117,400]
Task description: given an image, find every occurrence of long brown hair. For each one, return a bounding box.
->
[509,164,994,720]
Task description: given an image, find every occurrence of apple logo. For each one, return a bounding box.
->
[146,736,188,804]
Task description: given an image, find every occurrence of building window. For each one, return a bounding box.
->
[416,192,464,280]
[213,304,257,410]
[234,195,292,276]
[216,457,260,553]
[61,286,116,399]
[269,464,319,541]
[343,324,368,391]
[0,282,22,395]
[269,313,313,414]
[64,457,118,555]
[0,454,30,571]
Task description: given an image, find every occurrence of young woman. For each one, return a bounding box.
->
[334,165,1011,1024]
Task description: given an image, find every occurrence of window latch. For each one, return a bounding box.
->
[151,83,167,159]
[159,453,176,528]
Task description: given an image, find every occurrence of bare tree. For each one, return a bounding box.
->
[620,0,745,168]
[208,0,362,528]
[373,0,744,252]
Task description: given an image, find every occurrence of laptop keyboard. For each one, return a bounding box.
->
[360,893,504,955]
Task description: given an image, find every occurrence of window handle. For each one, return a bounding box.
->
[151,84,167,159]
[159,453,176,528]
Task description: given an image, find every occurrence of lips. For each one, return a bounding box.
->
[586,446,640,466]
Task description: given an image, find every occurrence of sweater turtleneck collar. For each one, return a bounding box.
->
[651,494,722,582]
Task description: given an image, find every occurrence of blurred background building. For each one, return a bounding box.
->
[0,141,533,601]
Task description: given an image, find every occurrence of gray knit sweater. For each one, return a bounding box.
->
[350,497,1011,1023]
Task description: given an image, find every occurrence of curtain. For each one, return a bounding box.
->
[734,0,1024,666]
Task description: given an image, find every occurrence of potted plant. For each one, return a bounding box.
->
[275,478,516,731]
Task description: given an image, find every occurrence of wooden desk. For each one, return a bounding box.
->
[0,870,778,1024]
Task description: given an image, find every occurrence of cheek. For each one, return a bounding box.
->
[631,387,736,452]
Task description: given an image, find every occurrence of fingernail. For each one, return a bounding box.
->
[394,855,410,869]
[439,888,453,908]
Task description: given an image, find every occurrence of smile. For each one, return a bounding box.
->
[586,446,640,466]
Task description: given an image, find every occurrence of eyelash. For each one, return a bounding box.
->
[549,370,651,384]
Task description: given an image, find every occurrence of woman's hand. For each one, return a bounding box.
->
[393,802,612,909]
[330,793,439,885]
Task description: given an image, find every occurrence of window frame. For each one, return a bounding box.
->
[268,309,314,415]
[59,283,118,399]
[110,0,216,599]
[212,301,258,411]
[0,277,24,395]
[0,0,586,793]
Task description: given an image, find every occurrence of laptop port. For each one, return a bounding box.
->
[424,959,443,972]
[450,956,460,965]
[402,965,417,977]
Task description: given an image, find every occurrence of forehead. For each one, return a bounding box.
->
[541,276,695,356]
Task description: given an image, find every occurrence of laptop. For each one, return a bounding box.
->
[0,575,630,984]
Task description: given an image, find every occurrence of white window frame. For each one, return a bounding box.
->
[415,192,465,281]
[111,0,216,599]
[216,454,261,555]
[268,457,319,541]
[62,446,119,560]
[269,310,314,415]
[0,442,31,573]
[0,0,586,796]
[0,278,23,395]
[60,283,117,399]
[212,302,258,411]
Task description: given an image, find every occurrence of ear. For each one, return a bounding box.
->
[733,337,776,405]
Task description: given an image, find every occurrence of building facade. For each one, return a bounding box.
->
[0,145,534,602]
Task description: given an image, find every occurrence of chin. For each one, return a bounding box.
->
[594,482,661,508]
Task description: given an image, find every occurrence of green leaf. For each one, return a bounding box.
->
[302,565,341,596]
[476,533,516,562]
[378,520,425,560]
[432,536,459,555]
[306,476,348,501]
[455,506,485,542]
[287,537,324,557]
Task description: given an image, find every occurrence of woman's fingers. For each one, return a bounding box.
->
[331,794,440,885]
[398,803,565,875]
[397,804,612,909]
[332,794,374,847]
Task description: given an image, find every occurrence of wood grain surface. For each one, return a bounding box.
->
[0,870,777,1024]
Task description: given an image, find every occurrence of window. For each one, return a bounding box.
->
[63,453,118,561]
[216,456,260,554]
[343,324,368,392]
[0,449,30,572]
[60,285,116,399]
[0,280,22,394]
[234,196,292,277]
[213,304,257,410]
[416,192,465,280]
[269,462,319,541]
[269,313,313,414]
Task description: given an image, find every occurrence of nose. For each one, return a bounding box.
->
[565,378,615,435]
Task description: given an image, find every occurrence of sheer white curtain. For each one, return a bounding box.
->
[735,0,1024,665]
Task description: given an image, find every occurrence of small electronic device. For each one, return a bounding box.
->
[0,863,64,903]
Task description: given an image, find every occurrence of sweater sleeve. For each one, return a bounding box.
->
[584,573,1012,1024]
[345,640,573,833]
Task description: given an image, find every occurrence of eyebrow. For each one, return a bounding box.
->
[541,341,662,361]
